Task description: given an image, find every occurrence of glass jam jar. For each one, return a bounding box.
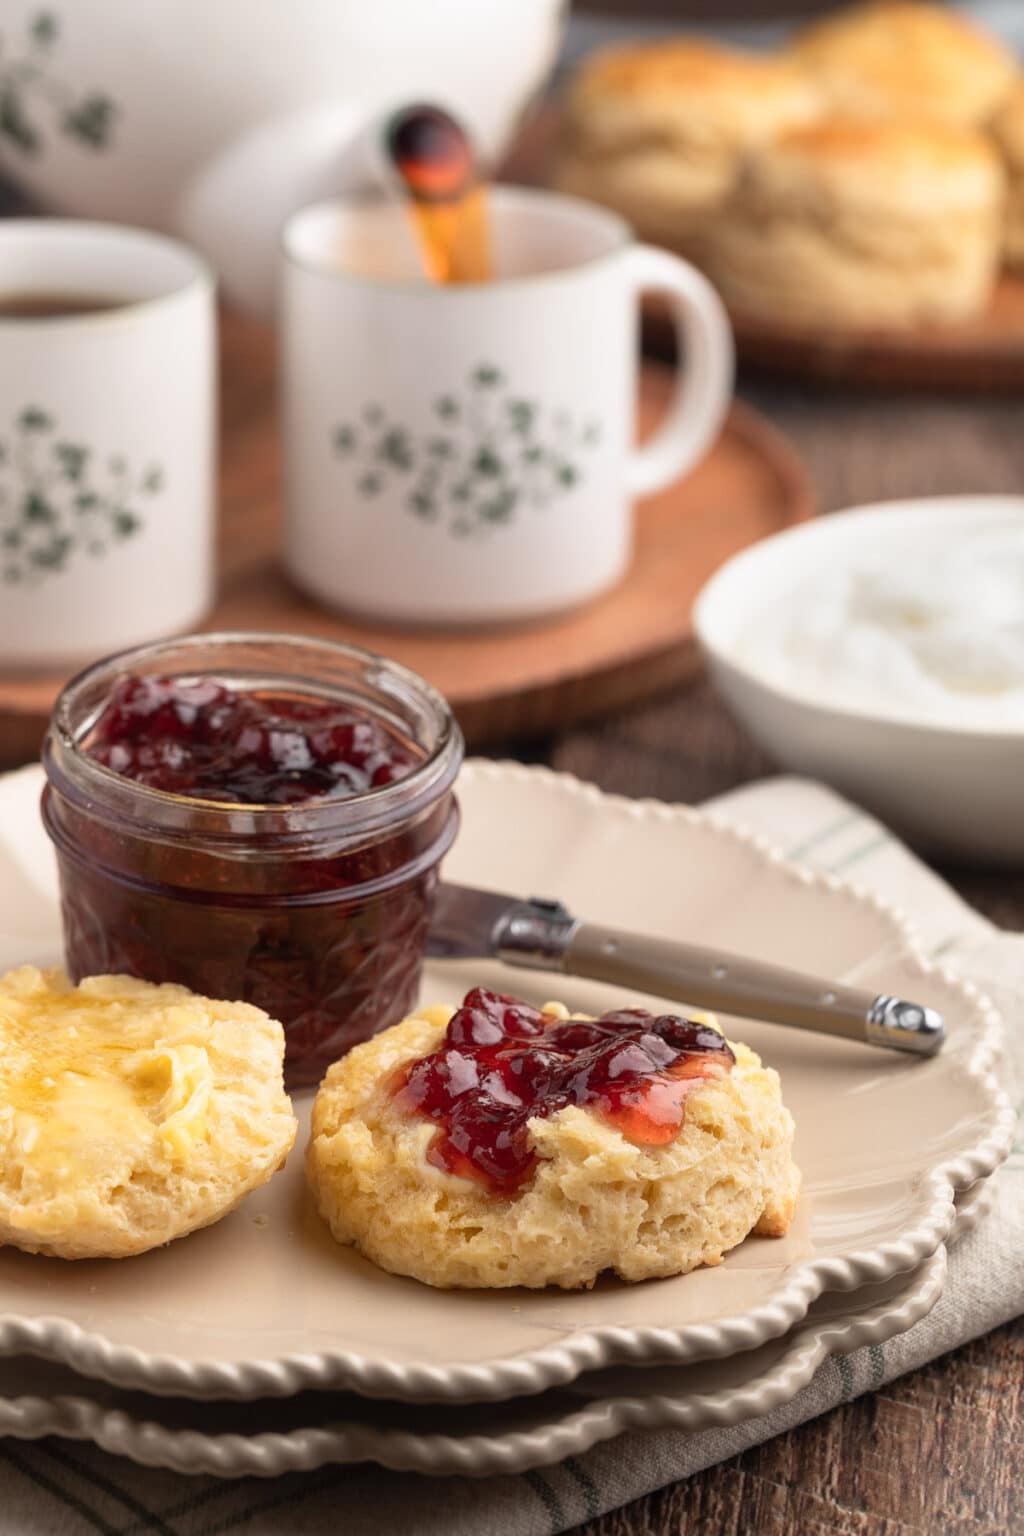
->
[42,633,463,1089]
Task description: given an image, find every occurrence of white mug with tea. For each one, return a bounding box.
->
[281,186,733,625]
[0,221,215,669]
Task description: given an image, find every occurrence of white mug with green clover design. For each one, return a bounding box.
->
[0,221,215,668]
[281,186,733,625]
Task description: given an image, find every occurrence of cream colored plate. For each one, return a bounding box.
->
[0,1236,960,1478]
[0,1182,998,1477]
[0,763,1013,1404]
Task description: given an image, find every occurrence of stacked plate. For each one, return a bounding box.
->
[0,761,1013,1478]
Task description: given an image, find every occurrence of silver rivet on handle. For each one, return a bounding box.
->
[866,995,946,1055]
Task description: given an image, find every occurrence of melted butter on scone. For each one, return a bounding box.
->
[0,966,297,1259]
[2,973,215,1206]
[124,1037,214,1158]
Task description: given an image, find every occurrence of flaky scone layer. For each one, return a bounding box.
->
[554,37,821,247]
[307,1005,799,1291]
[706,119,1005,327]
[790,1,1017,126]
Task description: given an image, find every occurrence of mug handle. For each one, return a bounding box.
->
[625,245,734,499]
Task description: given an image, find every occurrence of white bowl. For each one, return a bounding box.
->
[693,496,1024,864]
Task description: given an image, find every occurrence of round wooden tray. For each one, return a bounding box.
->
[645,273,1024,393]
[0,310,814,763]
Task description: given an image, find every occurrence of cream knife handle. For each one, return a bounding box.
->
[564,924,944,1055]
[494,907,944,1055]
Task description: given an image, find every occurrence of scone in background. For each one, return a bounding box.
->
[553,1,1024,337]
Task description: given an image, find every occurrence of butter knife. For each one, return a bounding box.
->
[426,884,945,1056]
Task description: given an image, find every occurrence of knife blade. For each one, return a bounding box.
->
[426,882,945,1056]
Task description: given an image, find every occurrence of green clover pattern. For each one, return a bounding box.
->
[333,364,602,537]
[0,407,163,584]
[0,10,117,157]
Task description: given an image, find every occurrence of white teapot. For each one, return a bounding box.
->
[0,0,566,311]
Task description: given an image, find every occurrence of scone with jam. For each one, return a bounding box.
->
[307,988,799,1290]
[0,966,297,1259]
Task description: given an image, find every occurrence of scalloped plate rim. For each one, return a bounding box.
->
[0,761,1013,1405]
[0,1241,956,1478]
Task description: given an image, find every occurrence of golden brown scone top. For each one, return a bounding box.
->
[761,116,1005,210]
[565,37,821,146]
[777,116,1001,168]
[790,1,1017,126]
[572,37,810,101]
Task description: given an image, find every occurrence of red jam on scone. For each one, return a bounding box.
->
[392,987,736,1191]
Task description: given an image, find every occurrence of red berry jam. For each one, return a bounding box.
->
[87,675,418,804]
[393,988,736,1193]
[42,635,462,1089]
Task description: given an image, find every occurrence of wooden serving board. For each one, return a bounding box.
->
[645,274,1024,393]
[0,308,814,764]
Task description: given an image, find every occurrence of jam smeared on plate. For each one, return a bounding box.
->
[394,988,736,1193]
[87,675,418,804]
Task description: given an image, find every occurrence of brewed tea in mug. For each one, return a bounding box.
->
[0,293,126,319]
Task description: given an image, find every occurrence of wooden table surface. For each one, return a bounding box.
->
[545,377,1024,1536]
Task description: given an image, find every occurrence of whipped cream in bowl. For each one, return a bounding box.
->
[746,527,1024,728]
[693,497,1024,861]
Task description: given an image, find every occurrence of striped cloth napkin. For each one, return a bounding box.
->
[0,773,1019,1536]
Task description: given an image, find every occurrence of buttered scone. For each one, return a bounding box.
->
[307,989,799,1291]
[790,1,1016,127]
[707,119,1005,328]
[0,967,297,1260]
[991,82,1024,269]
[554,39,821,251]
